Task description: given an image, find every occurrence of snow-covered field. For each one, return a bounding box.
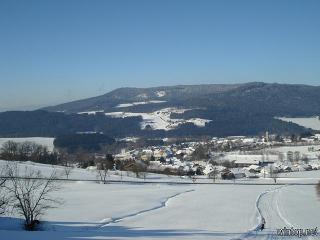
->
[221,144,320,165]
[78,110,104,115]
[76,104,212,130]
[0,161,319,240]
[115,100,166,108]
[268,145,320,160]
[0,137,55,151]
[105,108,211,130]
[277,116,320,130]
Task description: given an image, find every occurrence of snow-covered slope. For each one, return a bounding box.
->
[105,108,211,131]
[115,100,166,108]
[1,161,320,240]
[277,117,320,130]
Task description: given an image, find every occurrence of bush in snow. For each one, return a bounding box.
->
[96,162,110,184]
[132,162,148,179]
[5,163,61,231]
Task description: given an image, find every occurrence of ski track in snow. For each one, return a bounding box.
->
[99,189,195,228]
[231,185,317,240]
[229,186,284,240]
[229,186,286,240]
[263,186,317,240]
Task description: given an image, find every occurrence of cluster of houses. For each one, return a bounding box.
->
[112,134,320,179]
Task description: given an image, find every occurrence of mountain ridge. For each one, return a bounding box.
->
[43,83,247,113]
[43,82,320,117]
[0,82,318,138]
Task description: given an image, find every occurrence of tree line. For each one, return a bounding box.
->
[0,141,59,164]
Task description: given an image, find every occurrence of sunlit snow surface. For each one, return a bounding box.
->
[105,108,211,130]
[115,100,166,108]
[78,110,105,115]
[76,105,211,131]
[277,116,320,130]
[156,91,166,97]
[0,160,319,240]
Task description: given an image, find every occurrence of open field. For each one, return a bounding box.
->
[0,161,319,240]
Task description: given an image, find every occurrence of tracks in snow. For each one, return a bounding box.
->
[234,185,317,240]
[99,189,195,228]
[230,186,288,240]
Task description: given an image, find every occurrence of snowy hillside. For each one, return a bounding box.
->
[115,100,166,108]
[0,161,319,240]
[278,117,320,130]
[104,107,211,131]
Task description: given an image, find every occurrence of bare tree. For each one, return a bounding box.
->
[269,165,279,184]
[294,151,301,162]
[190,175,196,183]
[18,141,33,161]
[63,166,73,180]
[1,141,56,164]
[0,176,7,215]
[0,162,9,215]
[97,163,109,184]
[287,151,294,162]
[59,148,70,167]
[0,141,19,160]
[0,181,6,215]
[132,162,147,179]
[208,167,219,183]
[5,163,61,230]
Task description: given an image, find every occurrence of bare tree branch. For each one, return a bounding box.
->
[5,163,61,230]
[0,162,9,215]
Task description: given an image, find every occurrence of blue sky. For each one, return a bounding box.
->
[0,0,320,110]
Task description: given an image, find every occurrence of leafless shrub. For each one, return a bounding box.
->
[0,141,19,160]
[208,167,219,183]
[0,162,10,215]
[63,166,73,179]
[97,163,109,184]
[5,163,61,230]
[132,162,147,179]
[0,176,7,215]
[191,175,197,183]
[269,165,279,184]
